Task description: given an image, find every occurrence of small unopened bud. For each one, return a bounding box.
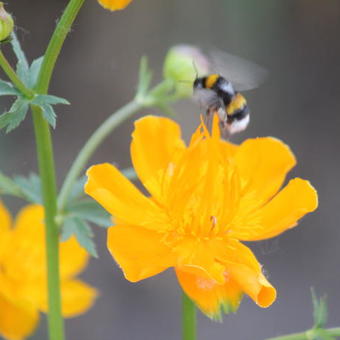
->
[0,3,13,42]
[163,45,210,98]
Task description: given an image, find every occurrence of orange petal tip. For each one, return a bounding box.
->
[98,0,133,11]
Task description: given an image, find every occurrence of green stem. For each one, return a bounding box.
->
[30,0,85,340]
[31,105,63,340]
[57,99,142,211]
[182,292,197,340]
[0,50,34,98]
[266,327,340,340]
[35,0,85,93]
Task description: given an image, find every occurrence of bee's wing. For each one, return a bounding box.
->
[193,88,223,110]
[209,50,267,92]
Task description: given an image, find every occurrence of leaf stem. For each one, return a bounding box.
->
[30,0,85,340]
[266,327,340,340]
[182,292,197,340]
[58,99,142,211]
[0,50,34,98]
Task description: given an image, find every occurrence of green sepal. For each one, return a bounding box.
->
[0,80,19,96]
[312,288,328,329]
[0,98,29,133]
[67,199,111,228]
[61,216,98,257]
[13,173,42,204]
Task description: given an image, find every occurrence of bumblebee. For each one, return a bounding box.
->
[192,50,266,138]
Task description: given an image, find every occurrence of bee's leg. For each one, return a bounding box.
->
[220,120,231,140]
[204,107,214,133]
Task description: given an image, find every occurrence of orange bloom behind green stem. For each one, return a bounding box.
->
[85,115,317,320]
[97,0,132,11]
[0,203,97,340]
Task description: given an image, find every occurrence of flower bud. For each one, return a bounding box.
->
[0,2,13,42]
[98,0,133,11]
[163,45,210,98]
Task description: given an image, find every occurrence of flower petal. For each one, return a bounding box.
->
[235,137,296,205]
[38,280,97,318]
[220,240,276,308]
[176,267,242,320]
[98,0,132,11]
[231,178,318,241]
[131,115,185,199]
[85,163,167,228]
[0,201,12,259]
[107,224,175,282]
[59,237,90,279]
[0,295,39,340]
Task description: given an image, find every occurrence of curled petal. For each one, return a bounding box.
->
[85,163,167,228]
[131,116,185,200]
[231,178,318,241]
[107,224,176,282]
[0,295,39,340]
[98,0,132,11]
[176,267,242,320]
[219,240,276,308]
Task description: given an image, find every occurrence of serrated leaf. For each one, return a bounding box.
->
[61,216,97,257]
[0,171,23,197]
[28,56,44,88]
[0,80,20,96]
[14,173,42,204]
[1,99,29,133]
[41,104,56,128]
[32,94,70,106]
[68,199,111,227]
[10,32,29,86]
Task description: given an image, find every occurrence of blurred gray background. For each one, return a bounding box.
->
[1,0,340,339]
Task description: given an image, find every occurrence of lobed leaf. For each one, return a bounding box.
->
[0,80,20,96]
[13,173,42,204]
[61,216,98,257]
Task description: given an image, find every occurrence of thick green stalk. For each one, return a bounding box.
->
[31,105,62,340]
[0,50,34,98]
[266,327,340,340]
[182,292,197,340]
[57,100,141,211]
[30,0,85,340]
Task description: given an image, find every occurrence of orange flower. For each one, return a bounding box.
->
[0,204,97,340]
[85,115,317,319]
[97,0,132,11]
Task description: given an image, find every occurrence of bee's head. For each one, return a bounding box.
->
[193,77,205,90]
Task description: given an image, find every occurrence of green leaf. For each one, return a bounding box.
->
[68,199,111,227]
[10,32,29,86]
[32,94,70,106]
[0,171,23,197]
[13,173,42,204]
[0,80,19,96]
[68,176,87,202]
[121,167,137,181]
[28,56,44,88]
[0,99,29,133]
[41,104,57,128]
[61,216,97,257]
[311,288,328,329]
